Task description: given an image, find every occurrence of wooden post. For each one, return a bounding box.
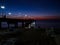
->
[8,22,9,29]
[22,22,24,28]
[0,21,1,29]
[15,22,18,28]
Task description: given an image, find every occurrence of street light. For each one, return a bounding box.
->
[8,12,12,15]
[0,5,5,9]
[25,14,27,17]
[0,5,6,17]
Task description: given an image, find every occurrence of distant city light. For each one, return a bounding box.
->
[32,22,35,24]
[8,12,12,15]
[31,22,35,27]
[0,6,5,9]
[25,14,27,17]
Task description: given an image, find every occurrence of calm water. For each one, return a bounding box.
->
[35,20,60,28]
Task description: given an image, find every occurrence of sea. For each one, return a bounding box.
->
[35,20,60,28]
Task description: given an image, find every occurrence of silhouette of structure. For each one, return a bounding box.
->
[0,15,60,29]
[0,15,35,29]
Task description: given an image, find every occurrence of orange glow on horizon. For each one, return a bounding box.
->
[0,15,60,20]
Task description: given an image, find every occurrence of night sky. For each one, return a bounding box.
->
[0,0,60,16]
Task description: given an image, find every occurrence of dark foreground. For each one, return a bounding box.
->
[0,28,60,45]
